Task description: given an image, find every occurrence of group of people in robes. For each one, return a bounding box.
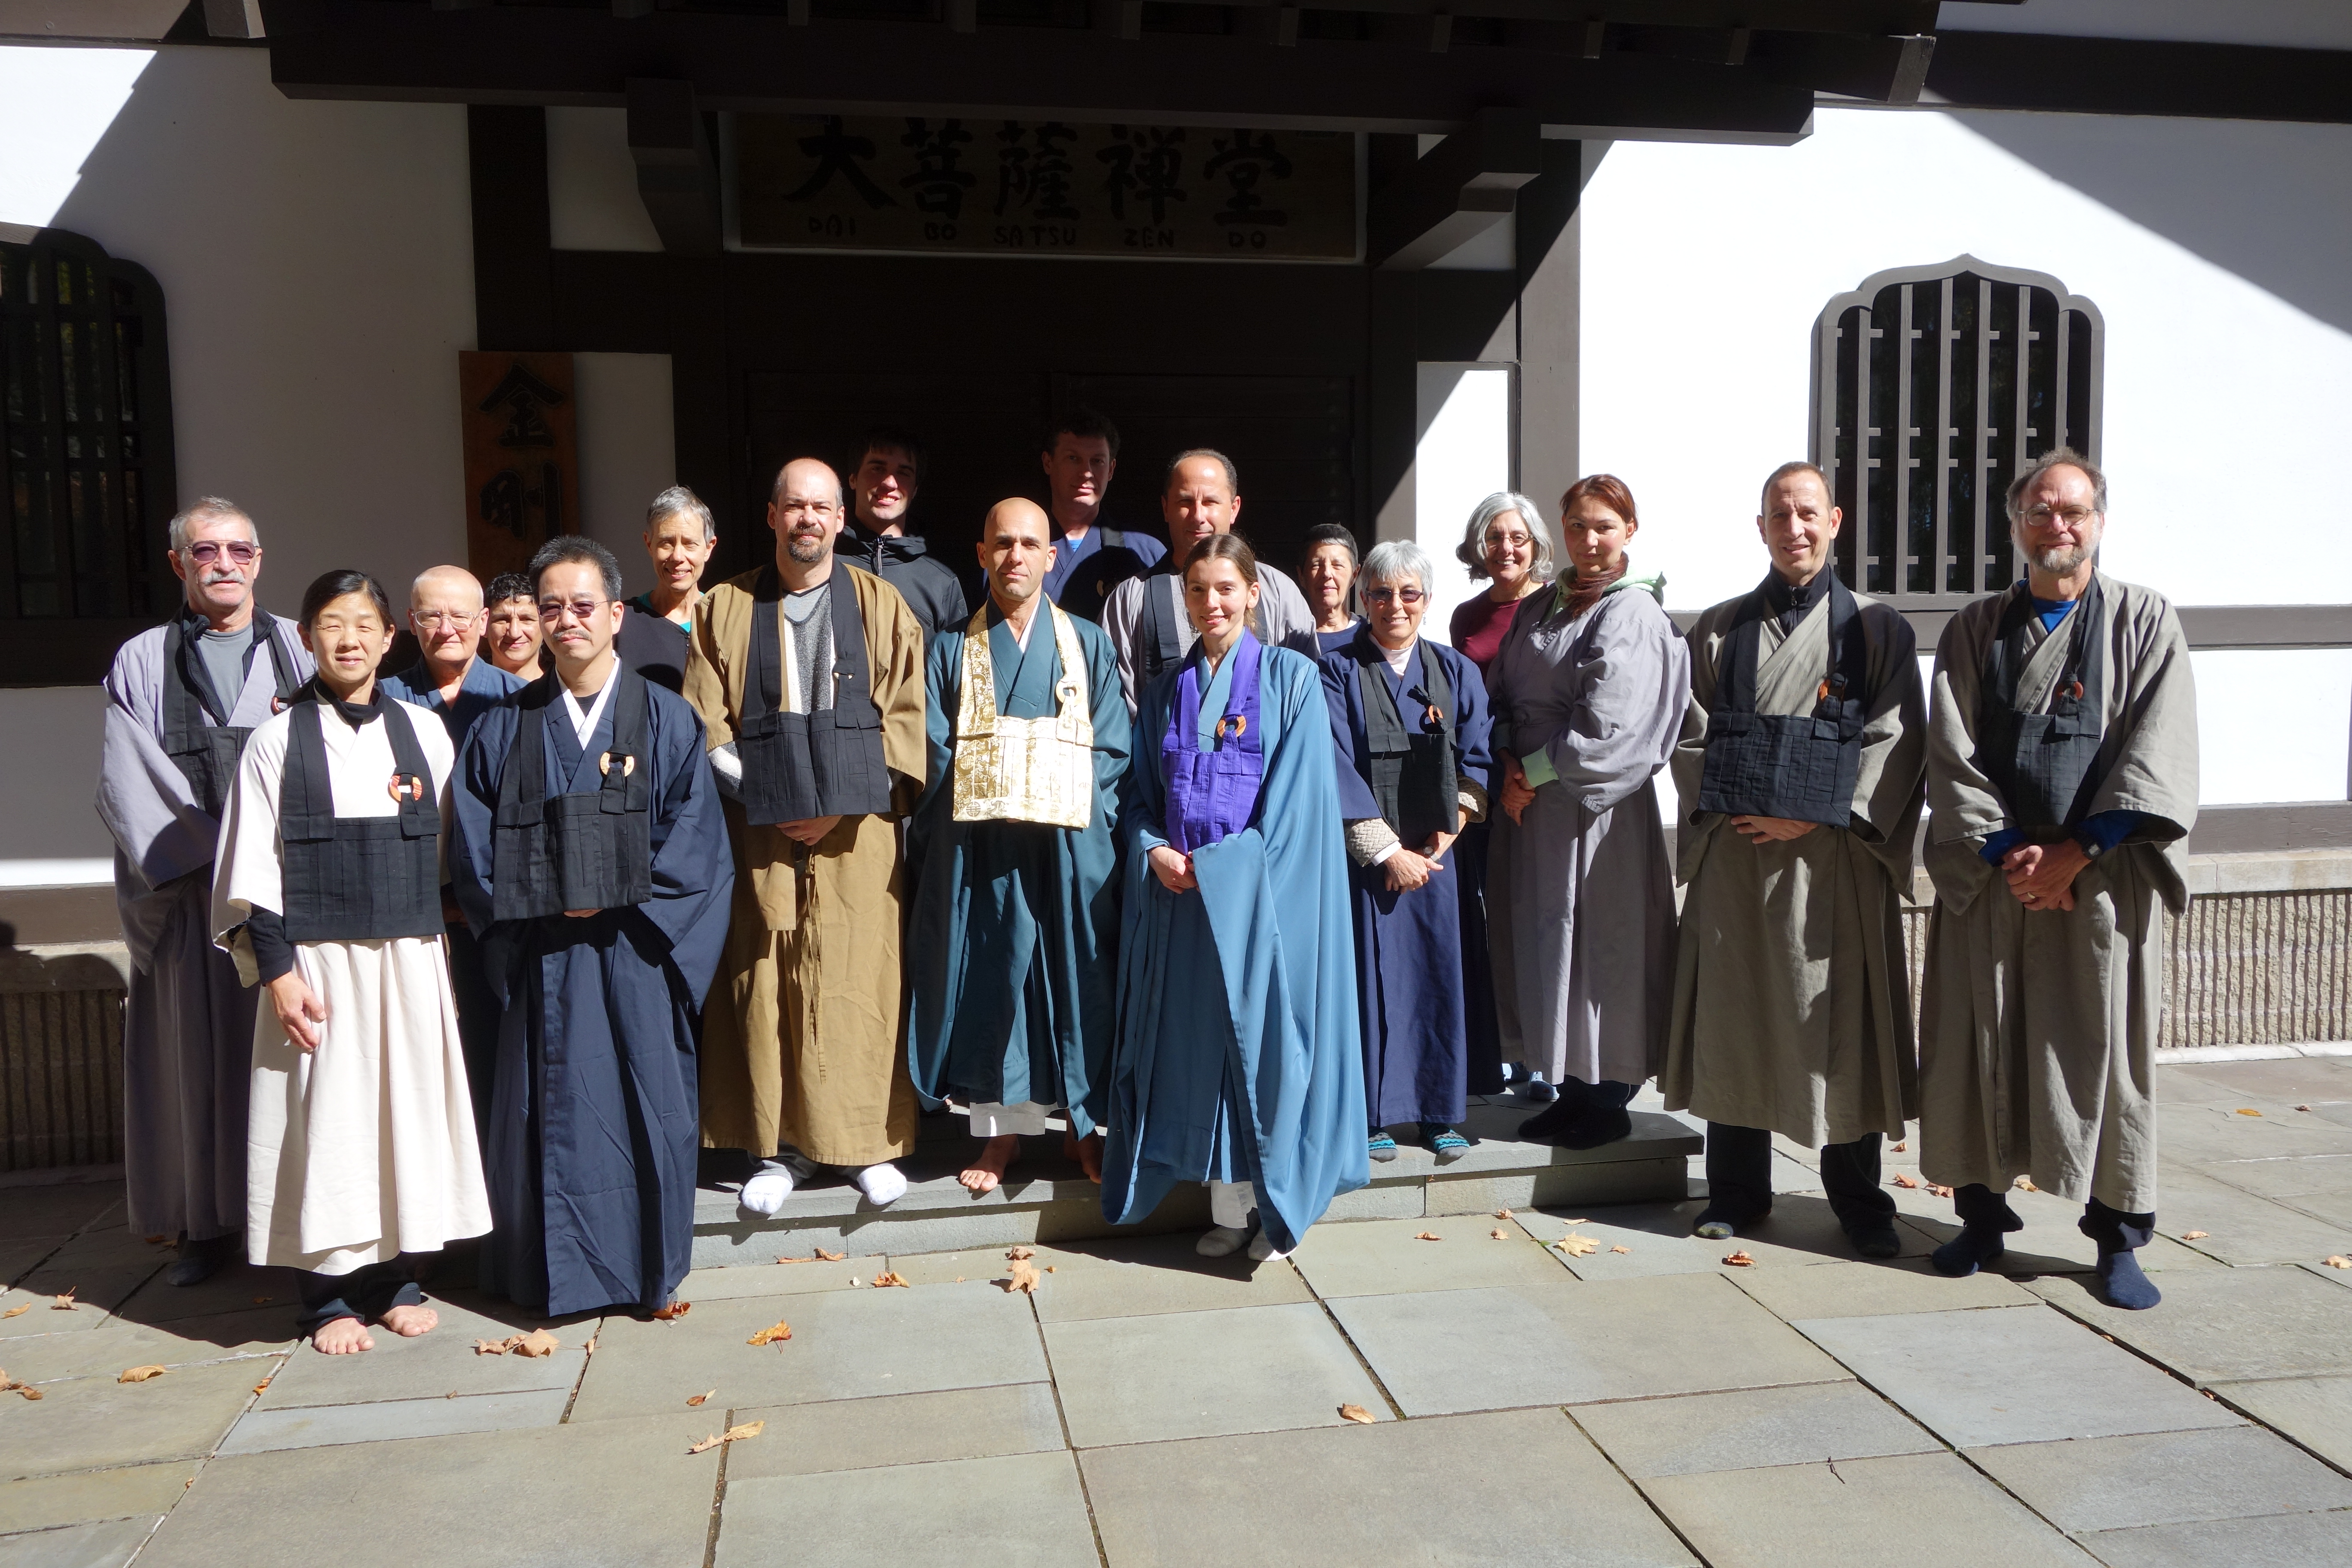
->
[99,416,2196,1349]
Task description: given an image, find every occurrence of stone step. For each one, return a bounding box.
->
[691,1098,1700,1265]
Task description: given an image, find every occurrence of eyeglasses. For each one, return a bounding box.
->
[1363,587,1427,605]
[537,598,609,623]
[2019,505,2098,527]
[182,540,257,566]
[413,610,479,630]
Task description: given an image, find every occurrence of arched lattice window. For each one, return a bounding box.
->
[0,228,178,684]
[1810,255,2101,603]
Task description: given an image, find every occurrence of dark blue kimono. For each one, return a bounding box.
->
[1321,631,1495,1128]
[449,674,733,1317]
[380,657,527,749]
[906,608,1130,1131]
[1101,633,1368,1253]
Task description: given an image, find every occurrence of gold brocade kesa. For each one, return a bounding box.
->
[951,603,1093,830]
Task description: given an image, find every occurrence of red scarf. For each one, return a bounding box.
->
[1555,559,1629,622]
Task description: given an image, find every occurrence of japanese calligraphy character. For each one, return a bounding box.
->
[1099,126,1188,225]
[1204,129,1292,227]
[478,364,565,450]
[785,116,898,210]
[898,118,976,219]
[992,121,1080,220]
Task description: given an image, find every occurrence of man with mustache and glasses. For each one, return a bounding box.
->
[1917,449,2199,1311]
[98,497,314,1285]
[684,458,930,1217]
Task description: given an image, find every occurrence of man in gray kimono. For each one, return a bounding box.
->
[1663,462,1925,1259]
[96,497,312,1284]
[1918,448,2197,1311]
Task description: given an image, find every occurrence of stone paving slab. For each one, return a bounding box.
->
[2157,1101,2352,1167]
[1288,1212,1575,1298]
[2074,1508,2352,1568]
[1791,1305,2242,1448]
[0,1185,117,1243]
[1640,1451,2092,1568]
[219,1386,572,1456]
[0,1515,155,1568]
[726,1383,1065,1479]
[567,1280,1044,1423]
[254,1294,591,1411]
[34,1229,179,1273]
[2186,1152,2352,1203]
[1726,1258,2038,1320]
[2027,1264,2352,1384]
[1970,1425,2352,1534]
[718,1449,1099,1568]
[676,1258,869,1299]
[2164,1058,2352,1105]
[0,1268,156,1337]
[879,1234,1316,1323]
[1043,1301,1389,1448]
[2212,1375,2352,1470]
[110,1264,305,1329]
[137,1413,722,1568]
[0,1461,197,1534]
[0,1245,53,1290]
[1886,1185,2223,1275]
[2144,1167,2352,1266]
[1570,1382,1939,1479]
[1332,1273,1844,1415]
[1510,1194,1933,1280]
[1081,1407,1698,1568]
[0,1358,263,1482]
[0,1311,290,1387]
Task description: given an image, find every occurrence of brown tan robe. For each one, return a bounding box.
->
[683,563,928,1166]
[1917,573,2199,1213]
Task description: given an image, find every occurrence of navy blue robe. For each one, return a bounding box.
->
[1321,633,1495,1128]
[380,657,527,750]
[1101,635,1368,1253]
[449,674,733,1317]
[906,608,1130,1131]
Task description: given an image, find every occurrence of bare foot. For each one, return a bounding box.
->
[378,1303,438,1338]
[959,1135,1020,1194]
[312,1316,374,1354]
[1065,1130,1106,1185]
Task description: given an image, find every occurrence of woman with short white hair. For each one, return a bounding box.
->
[1322,539,1494,1163]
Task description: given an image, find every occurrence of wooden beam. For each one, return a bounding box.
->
[1370,108,1542,269]
[466,104,557,350]
[1928,32,2352,126]
[626,77,721,255]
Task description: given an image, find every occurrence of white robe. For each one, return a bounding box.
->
[212,699,491,1275]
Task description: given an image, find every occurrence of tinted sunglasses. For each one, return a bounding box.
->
[183,540,258,566]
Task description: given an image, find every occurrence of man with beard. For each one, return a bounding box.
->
[684,457,929,1214]
[98,496,314,1285]
[1100,449,1320,713]
[1917,449,2198,1311]
[837,426,970,646]
[1038,409,1164,621]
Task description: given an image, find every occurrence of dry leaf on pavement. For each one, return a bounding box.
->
[1890,1141,1906,1152]
[747,1320,793,1346]
[1045,1266,1057,1274]
[686,1420,766,1455]
[813,1248,845,1262]
[1722,1251,1755,1266]
[512,1329,560,1359]
[1003,1260,1042,1294]
[1553,1234,1599,1257]
[651,1301,692,1321]
[473,1338,510,1356]
[686,1390,715,1407]
[2295,1104,2313,1112]
[145,1234,168,1244]
[0,1305,27,1320]
[2015,1177,2040,1192]
[1927,1184,1955,1198]
[50,1289,76,1311]
[1891,1173,1920,1189]
[584,1336,598,1358]
[1489,1229,1509,1240]
[1338,1403,1376,1424]
[2324,1256,2352,1270]
[1006,1246,1036,1261]
[1493,1209,1514,1220]
[1610,1245,1631,1254]
[2234,1108,2263,1117]
[1412,1231,1443,1242]
[2181,1230,2209,1240]
[117,1365,169,1384]
[253,1379,271,1395]
[1,1377,39,1401]
[871,1272,910,1289]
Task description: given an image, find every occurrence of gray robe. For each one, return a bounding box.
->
[96,618,313,1241]
[1917,573,2198,1214]
[1485,582,1689,1086]
[1101,562,1323,714]
[1661,588,1926,1146]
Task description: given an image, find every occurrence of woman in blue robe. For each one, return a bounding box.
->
[1321,540,1494,1164]
[1100,534,1367,1262]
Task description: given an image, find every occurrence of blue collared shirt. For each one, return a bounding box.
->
[380,657,527,747]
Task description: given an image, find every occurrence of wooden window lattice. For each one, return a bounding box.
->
[0,228,177,623]
[1810,255,2102,605]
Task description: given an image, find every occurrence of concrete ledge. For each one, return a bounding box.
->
[2156,1041,2352,1065]
[689,1102,1700,1266]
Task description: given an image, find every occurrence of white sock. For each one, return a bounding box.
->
[853,1163,908,1207]
[738,1160,801,1216]
[1248,1229,1290,1262]
[1208,1179,1257,1230]
[1196,1225,1250,1258]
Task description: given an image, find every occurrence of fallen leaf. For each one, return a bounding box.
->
[954,1277,964,1283]
[813,1248,845,1262]
[1413,1231,1443,1242]
[1610,1245,1631,1254]
[1045,1265,1057,1274]
[253,1379,271,1396]
[2324,1256,2352,1270]
[1891,1173,1920,1189]
[144,1234,167,1244]
[2181,1230,2209,1240]
[686,1434,722,1455]
[2235,1107,2263,1117]
[2015,1177,2040,1193]
[1338,1403,1376,1424]
[4,1381,39,1401]
[584,1336,598,1358]
[1559,1217,1589,1225]
[0,1305,27,1320]
[871,1271,910,1289]
[511,1329,560,1359]
[1490,1228,1510,1240]
[1927,1184,1955,1198]
[747,1320,793,1346]
[117,1365,169,1384]
[849,1277,859,1287]
[724,1420,763,1442]
[1890,1142,1907,1153]
[1552,1233,1599,1257]
[1006,1246,1036,1261]
[1004,1260,1042,1295]
[1494,1209,1514,1220]
[51,1289,76,1311]
[687,1390,715,1407]
[1722,1251,1756,1267]
[473,1338,510,1356]
[252,1297,273,1305]
[651,1301,692,1321]
[2295,1104,2314,1113]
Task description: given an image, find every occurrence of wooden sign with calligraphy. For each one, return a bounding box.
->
[737,116,1356,261]
[459,351,579,583]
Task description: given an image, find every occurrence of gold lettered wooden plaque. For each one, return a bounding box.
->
[459,351,579,583]
[737,116,1356,260]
